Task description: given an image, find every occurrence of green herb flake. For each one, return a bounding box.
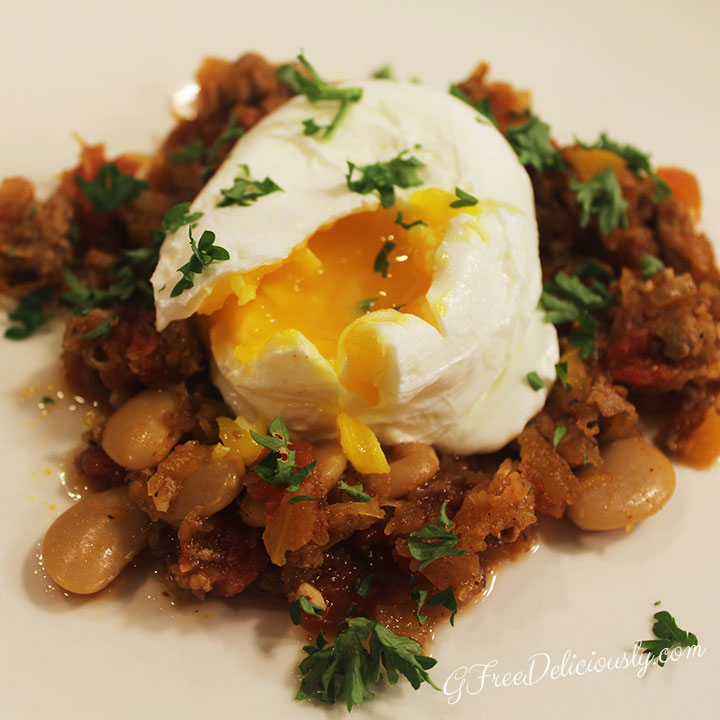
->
[373,241,396,278]
[640,254,666,280]
[654,600,662,606]
[526,371,544,392]
[352,574,376,598]
[289,596,324,626]
[426,586,459,627]
[410,577,428,626]
[169,139,210,165]
[356,297,378,314]
[286,495,319,506]
[407,500,466,571]
[170,227,230,298]
[638,610,699,667]
[295,616,439,711]
[338,480,371,503]
[41,396,54,404]
[449,187,479,208]
[217,167,283,207]
[81,313,117,342]
[75,163,148,213]
[249,416,317,493]
[567,313,598,360]
[279,53,363,140]
[505,114,564,173]
[570,167,629,235]
[371,64,394,80]
[394,211,426,230]
[448,85,498,127]
[555,361,572,391]
[4,287,53,340]
[302,118,322,136]
[552,425,567,449]
[346,151,425,209]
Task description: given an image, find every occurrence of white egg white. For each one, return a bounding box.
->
[151,80,558,453]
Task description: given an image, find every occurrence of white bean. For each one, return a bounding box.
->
[364,443,439,498]
[102,386,189,470]
[313,440,347,492]
[568,436,676,531]
[42,486,151,594]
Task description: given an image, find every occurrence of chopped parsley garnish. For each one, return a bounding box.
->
[170,227,230,297]
[371,64,395,80]
[249,416,317,493]
[160,203,204,234]
[75,163,148,213]
[426,586,459,627]
[526,371,544,391]
[555,361,572,391]
[578,132,671,201]
[4,287,53,340]
[552,425,567,449]
[63,267,138,315]
[448,84,498,127]
[169,139,209,165]
[409,577,428,626]
[346,151,425,208]
[373,241,396,278]
[570,167,629,235]
[289,596,324,625]
[81,313,117,342]
[567,313,598,360]
[279,53,363,140]
[338,480,371,502]
[407,500,465,571]
[302,118,322,136]
[296,617,438,711]
[450,187,479,208]
[638,610,699,667]
[640,254,666,279]
[505,113,564,173]
[356,297,378,314]
[286,495,319,506]
[217,166,283,207]
[352,574,375,598]
[394,211,426,230]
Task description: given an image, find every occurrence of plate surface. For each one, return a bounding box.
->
[1,1,719,718]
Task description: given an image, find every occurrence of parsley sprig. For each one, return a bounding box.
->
[217,165,283,207]
[505,113,564,173]
[450,187,479,208]
[346,151,425,208]
[338,480,371,502]
[278,53,363,140]
[75,163,148,213]
[296,617,438,710]
[249,416,317,492]
[4,287,53,340]
[570,167,629,235]
[407,500,465,571]
[578,132,671,201]
[170,227,229,297]
[373,241,396,278]
[448,85,498,127]
[289,596,324,625]
[638,610,699,667]
[394,211,426,230]
[640,254,665,279]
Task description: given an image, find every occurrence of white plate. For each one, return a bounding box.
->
[1,1,719,718]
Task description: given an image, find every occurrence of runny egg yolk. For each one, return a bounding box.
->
[207,188,483,371]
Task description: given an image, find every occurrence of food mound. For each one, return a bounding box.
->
[1,53,718,710]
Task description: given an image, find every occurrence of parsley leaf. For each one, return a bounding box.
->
[81,313,117,342]
[638,610,699,667]
[4,287,53,340]
[640,254,665,279]
[555,361,572,391]
[249,416,317,493]
[161,203,204,234]
[371,64,395,80]
[526,371,544,391]
[296,617,439,711]
[75,163,148,213]
[410,577,428,626]
[426,586,459,627]
[286,495,319,506]
[217,166,283,207]
[552,425,567,449]
[346,151,425,208]
[448,84,498,127]
[579,132,671,201]
[407,500,465,571]
[302,118,321,136]
[352,574,376,598]
[570,167,629,234]
[170,227,230,297]
[280,54,363,140]
[169,139,209,165]
[373,241,396,277]
[505,114,564,173]
[394,211,426,230]
[63,267,137,316]
[338,480,371,502]
[567,313,598,360]
[356,297,378,314]
[450,187,479,208]
[289,596,324,625]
